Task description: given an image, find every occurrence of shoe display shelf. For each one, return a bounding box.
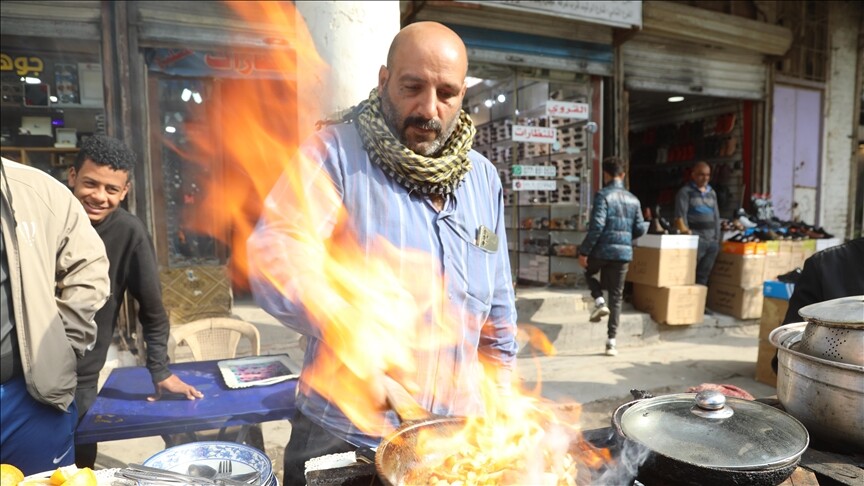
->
[627,99,747,220]
[471,79,592,287]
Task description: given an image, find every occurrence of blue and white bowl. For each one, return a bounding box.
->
[143,441,274,485]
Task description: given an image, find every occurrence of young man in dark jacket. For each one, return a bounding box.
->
[67,136,203,467]
[578,157,646,356]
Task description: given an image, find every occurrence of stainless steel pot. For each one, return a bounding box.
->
[769,322,864,451]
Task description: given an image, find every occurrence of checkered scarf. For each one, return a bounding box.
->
[326,89,475,195]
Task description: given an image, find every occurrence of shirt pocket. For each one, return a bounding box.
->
[463,241,497,309]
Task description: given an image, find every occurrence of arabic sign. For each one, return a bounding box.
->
[460,1,642,29]
[546,100,590,120]
[145,48,289,79]
[512,125,557,144]
[513,179,558,191]
[0,53,44,76]
[512,165,557,177]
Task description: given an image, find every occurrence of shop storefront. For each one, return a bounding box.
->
[407,0,639,286]
[0,1,105,182]
[619,1,792,221]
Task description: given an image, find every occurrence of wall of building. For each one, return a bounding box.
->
[295,1,400,141]
[819,1,862,238]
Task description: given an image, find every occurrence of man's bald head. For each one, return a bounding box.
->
[377,22,469,156]
[386,22,468,76]
[691,161,711,190]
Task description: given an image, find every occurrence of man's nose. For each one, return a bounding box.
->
[415,89,437,120]
[91,187,107,202]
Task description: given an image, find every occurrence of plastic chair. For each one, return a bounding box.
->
[164,317,265,450]
[168,317,261,362]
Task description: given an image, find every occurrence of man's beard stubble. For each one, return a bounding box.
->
[380,88,459,157]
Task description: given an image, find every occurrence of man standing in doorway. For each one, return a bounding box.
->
[674,161,721,287]
[578,157,646,356]
[67,136,203,468]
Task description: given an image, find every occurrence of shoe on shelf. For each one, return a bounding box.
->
[605,344,618,356]
[648,218,667,235]
[590,304,610,322]
[674,217,692,235]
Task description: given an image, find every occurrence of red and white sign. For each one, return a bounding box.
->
[512,125,557,144]
[546,100,590,120]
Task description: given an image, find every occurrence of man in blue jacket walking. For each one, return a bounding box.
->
[579,157,646,356]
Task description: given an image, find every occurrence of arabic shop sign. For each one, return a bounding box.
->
[460,1,642,28]
[0,53,45,76]
[512,125,556,144]
[513,179,558,191]
[546,100,589,120]
[145,48,291,79]
[512,165,557,177]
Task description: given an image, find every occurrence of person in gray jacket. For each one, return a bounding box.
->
[578,157,646,356]
[674,161,720,286]
[0,157,109,474]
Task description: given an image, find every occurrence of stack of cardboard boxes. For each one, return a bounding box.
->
[707,242,766,319]
[627,235,706,325]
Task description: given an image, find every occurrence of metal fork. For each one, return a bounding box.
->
[218,460,232,476]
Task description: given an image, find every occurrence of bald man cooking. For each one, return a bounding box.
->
[247,22,518,483]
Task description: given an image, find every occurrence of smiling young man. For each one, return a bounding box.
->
[67,136,202,468]
[248,22,517,485]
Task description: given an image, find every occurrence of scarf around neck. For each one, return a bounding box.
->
[343,89,476,195]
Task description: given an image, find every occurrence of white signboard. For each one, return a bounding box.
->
[546,100,590,120]
[512,125,557,144]
[461,1,642,29]
[512,165,557,177]
[513,179,558,191]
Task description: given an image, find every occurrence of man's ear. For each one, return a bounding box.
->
[67,167,77,187]
[378,65,389,94]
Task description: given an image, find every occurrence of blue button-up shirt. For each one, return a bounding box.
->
[247,123,518,447]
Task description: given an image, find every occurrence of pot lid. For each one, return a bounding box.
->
[618,392,809,470]
[798,295,864,328]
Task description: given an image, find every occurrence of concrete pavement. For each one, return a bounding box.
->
[94,291,776,480]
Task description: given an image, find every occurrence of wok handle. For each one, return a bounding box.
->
[382,375,432,422]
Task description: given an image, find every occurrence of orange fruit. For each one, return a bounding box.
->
[0,463,25,485]
[59,468,95,486]
[49,466,77,486]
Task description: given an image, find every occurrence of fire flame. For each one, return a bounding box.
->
[169,1,609,482]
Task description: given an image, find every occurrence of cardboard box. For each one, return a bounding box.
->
[755,297,788,386]
[762,252,792,281]
[722,241,767,255]
[632,283,707,325]
[763,281,795,300]
[709,253,766,288]
[764,240,780,255]
[634,234,699,249]
[778,241,793,254]
[707,283,764,319]
[626,247,697,287]
[755,339,778,387]
[760,296,790,338]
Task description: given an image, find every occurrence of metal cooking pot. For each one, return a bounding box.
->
[611,391,809,486]
[769,322,864,451]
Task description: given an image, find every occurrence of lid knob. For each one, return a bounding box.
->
[692,390,733,419]
[695,390,726,410]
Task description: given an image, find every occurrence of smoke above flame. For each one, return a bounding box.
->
[166,1,610,482]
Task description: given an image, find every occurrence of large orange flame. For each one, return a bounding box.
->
[169,1,608,482]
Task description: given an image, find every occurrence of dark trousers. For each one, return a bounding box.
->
[74,383,98,468]
[283,410,356,486]
[584,258,629,339]
[696,237,720,285]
